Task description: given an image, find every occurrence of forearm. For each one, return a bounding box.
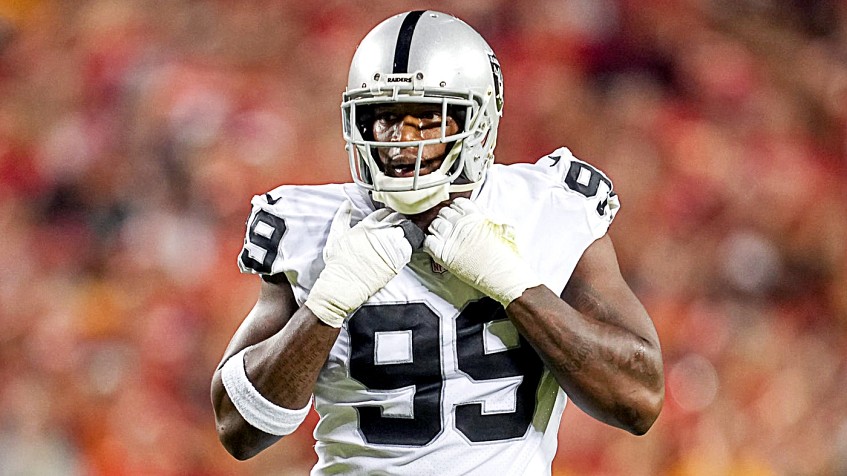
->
[245,306,339,405]
[212,306,339,458]
[506,285,663,434]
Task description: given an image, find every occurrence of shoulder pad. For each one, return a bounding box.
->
[238,192,288,276]
[544,148,620,238]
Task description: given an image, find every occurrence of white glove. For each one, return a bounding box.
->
[424,197,541,307]
[305,201,413,327]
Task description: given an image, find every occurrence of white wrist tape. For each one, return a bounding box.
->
[305,202,414,328]
[221,347,312,436]
[424,198,541,307]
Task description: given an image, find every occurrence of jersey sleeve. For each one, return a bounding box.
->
[237,192,289,277]
[545,148,619,239]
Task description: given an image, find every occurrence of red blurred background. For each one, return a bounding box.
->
[0,1,845,475]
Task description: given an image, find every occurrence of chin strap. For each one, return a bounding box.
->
[372,184,449,215]
[448,180,481,193]
[367,137,492,214]
[371,177,484,215]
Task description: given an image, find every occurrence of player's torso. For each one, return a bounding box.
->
[245,148,616,475]
[312,249,565,475]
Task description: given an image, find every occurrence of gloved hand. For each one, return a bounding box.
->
[424,197,541,307]
[306,201,414,327]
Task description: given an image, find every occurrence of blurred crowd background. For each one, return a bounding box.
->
[0,0,845,475]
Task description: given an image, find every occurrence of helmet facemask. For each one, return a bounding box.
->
[342,79,497,214]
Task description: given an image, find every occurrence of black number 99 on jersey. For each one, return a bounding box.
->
[347,298,544,446]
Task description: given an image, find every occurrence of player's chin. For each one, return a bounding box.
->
[402,199,445,216]
[384,159,443,178]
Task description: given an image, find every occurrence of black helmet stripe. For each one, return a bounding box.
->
[393,10,426,74]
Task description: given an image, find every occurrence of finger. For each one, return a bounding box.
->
[380,211,408,226]
[428,216,453,237]
[327,200,353,245]
[423,234,443,258]
[373,226,412,267]
[437,205,461,223]
[390,226,414,264]
[449,196,478,215]
[381,211,423,252]
[362,207,394,225]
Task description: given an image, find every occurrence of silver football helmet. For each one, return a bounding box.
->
[341,10,504,214]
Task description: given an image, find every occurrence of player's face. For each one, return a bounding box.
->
[371,104,460,178]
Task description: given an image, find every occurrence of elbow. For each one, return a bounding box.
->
[625,342,665,435]
[217,420,271,461]
[219,433,250,461]
[213,388,256,460]
[630,391,664,436]
[217,421,254,460]
[213,393,276,460]
[214,401,287,460]
[212,379,289,460]
[620,384,664,436]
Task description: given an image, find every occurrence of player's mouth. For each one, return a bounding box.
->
[386,156,443,178]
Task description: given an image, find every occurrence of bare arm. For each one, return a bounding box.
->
[505,234,664,435]
[211,274,340,460]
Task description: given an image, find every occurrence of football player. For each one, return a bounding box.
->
[212,10,664,475]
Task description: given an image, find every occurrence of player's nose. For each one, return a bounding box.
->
[390,115,423,142]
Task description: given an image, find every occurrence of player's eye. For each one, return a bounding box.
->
[375,112,399,124]
[419,110,442,121]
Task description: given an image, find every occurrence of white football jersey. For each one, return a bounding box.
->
[237,148,619,476]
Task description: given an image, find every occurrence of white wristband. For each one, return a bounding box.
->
[221,347,312,436]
